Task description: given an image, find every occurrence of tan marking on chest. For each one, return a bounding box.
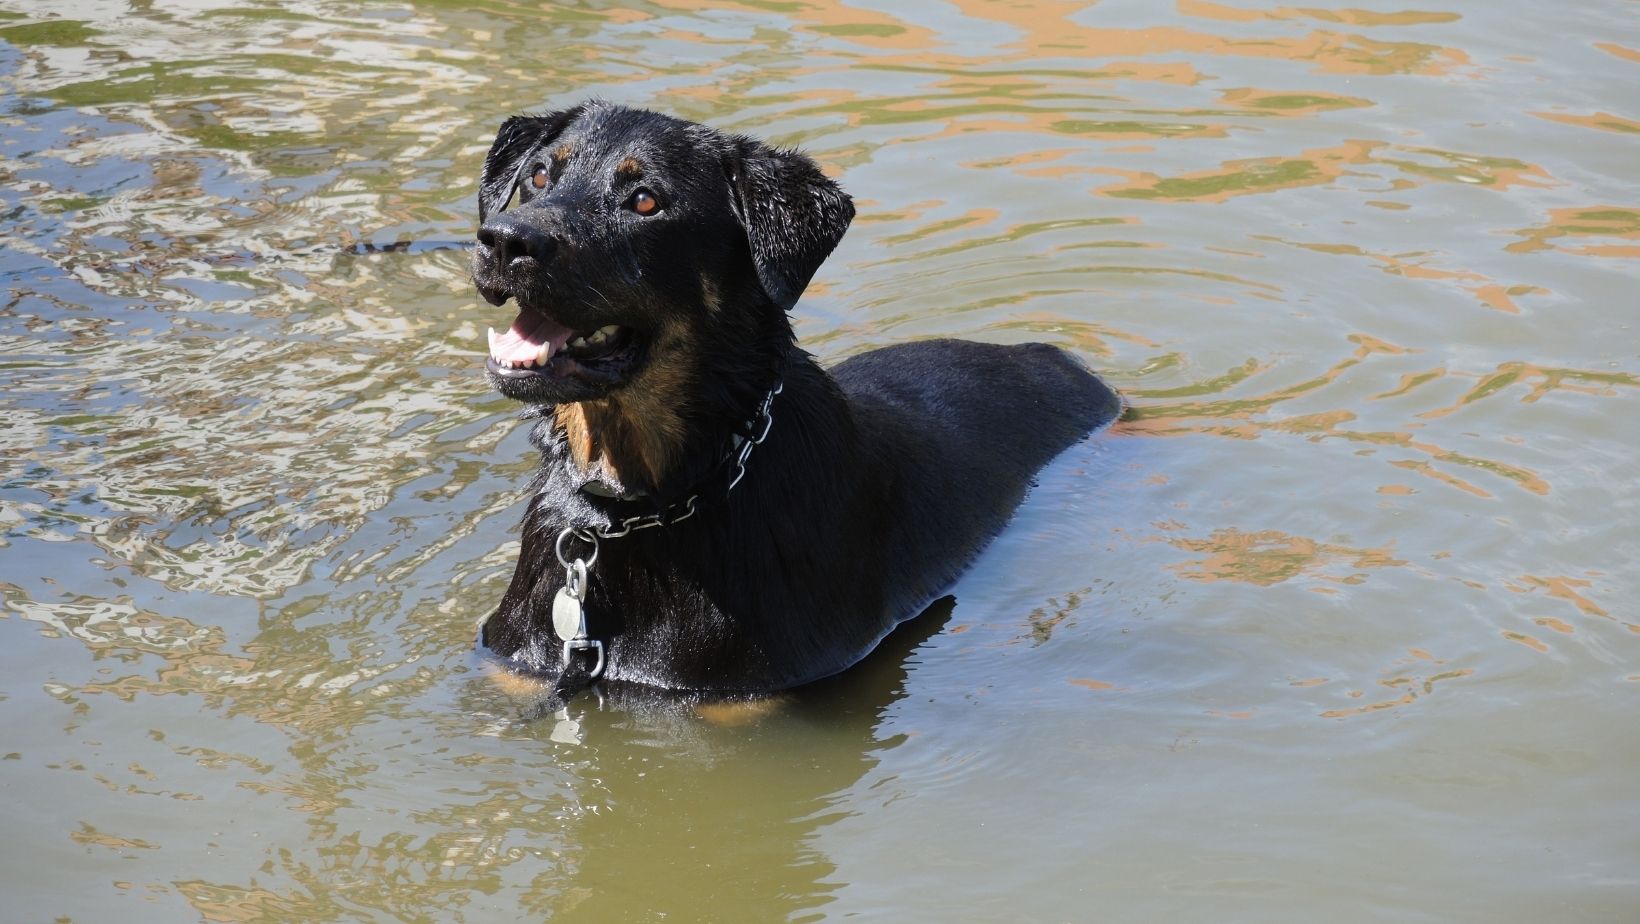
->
[552,323,697,490]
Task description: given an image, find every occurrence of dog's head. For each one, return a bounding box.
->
[470,102,854,406]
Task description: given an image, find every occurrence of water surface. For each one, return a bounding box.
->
[2,1,1637,920]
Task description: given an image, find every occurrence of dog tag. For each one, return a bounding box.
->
[552,587,584,642]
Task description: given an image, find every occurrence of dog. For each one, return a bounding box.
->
[469,102,1121,700]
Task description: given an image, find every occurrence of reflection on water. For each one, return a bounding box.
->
[3,0,1638,920]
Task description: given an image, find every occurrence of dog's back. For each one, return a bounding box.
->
[835,339,1120,468]
[834,338,1122,615]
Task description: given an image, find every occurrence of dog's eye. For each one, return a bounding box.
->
[529,164,549,191]
[627,189,661,216]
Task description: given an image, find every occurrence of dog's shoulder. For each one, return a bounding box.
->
[832,338,1122,450]
[786,339,1120,633]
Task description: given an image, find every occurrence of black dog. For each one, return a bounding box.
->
[470,102,1120,698]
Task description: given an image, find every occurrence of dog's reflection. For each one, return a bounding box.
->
[475,597,953,920]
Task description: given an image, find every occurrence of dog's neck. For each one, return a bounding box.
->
[547,347,792,503]
[533,277,799,504]
[553,397,683,494]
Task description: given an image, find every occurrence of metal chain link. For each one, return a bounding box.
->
[549,380,781,683]
[727,381,782,492]
[583,380,782,541]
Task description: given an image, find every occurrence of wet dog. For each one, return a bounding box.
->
[470,102,1120,698]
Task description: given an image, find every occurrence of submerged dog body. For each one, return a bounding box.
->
[471,102,1120,694]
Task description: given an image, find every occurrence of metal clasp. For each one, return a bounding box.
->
[552,526,606,681]
[563,637,606,680]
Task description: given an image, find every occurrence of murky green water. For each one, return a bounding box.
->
[3,1,1637,920]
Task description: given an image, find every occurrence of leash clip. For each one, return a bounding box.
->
[562,637,606,680]
[552,528,606,681]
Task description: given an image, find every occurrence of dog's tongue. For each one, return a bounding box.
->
[487,309,575,364]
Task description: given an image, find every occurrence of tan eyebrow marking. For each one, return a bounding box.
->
[616,157,644,181]
[552,145,574,164]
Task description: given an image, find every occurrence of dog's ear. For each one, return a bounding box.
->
[725,137,854,310]
[477,107,583,223]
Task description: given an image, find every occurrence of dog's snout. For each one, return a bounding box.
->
[478,217,558,267]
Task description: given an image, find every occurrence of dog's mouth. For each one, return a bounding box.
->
[484,306,642,386]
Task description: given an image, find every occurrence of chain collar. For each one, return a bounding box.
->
[571,379,783,542]
[547,379,783,688]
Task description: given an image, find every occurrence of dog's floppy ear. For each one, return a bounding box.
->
[725,137,854,310]
[477,107,584,223]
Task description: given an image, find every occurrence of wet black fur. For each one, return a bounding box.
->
[471,102,1122,694]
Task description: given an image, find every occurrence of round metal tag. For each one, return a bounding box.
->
[552,587,583,642]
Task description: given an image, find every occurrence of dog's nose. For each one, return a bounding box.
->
[477,216,558,266]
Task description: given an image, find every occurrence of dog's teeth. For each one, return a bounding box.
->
[596,325,620,339]
[567,335,589,349]
[487,327,498,358]
[535,341,554,365]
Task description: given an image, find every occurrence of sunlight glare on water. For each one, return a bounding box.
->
[1,0,1636,920]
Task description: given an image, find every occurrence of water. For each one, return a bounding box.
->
[2,1,1637,920]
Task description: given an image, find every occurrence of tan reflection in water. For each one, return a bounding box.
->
[1506,575,1611,620]
[963,109,1228,143]
[1166,527,1404,587]
[1377,147,1554,190]
[1506,206,1640,258]
[875,208,1003,246]
[1501,630,1550,654]
[1099,140,1557,202]
[931,217,1144,259]
[849,197,953,226]
[1263,238,1551,314]
[947,0,1469,76]
[176,879,335,923]
[1373,367,1446,400]
[1023,589,1090,647]
[69,823,159,851]
[767,84,1229,146]
[1531,111,1640,135]
[16,588,439,740]
[1097,140,1380,202]
[1218,87,1374,116]
[1178,0,1462,28]
[1469,284,1549,314]
[1415,362,1639,421]
[653,0,940,51]
[983,310,1158,359]
[685,0,1470,78]
[1594,41,1640,64]
[1318,649,1474,718]
[1122,332,1584,497]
